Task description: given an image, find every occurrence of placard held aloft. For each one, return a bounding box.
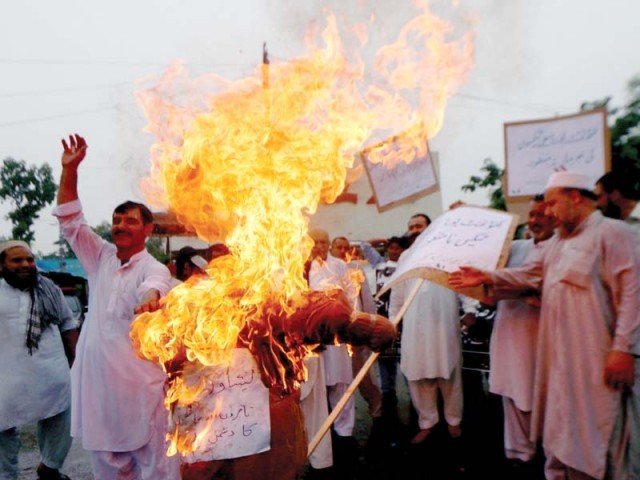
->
[378,205,518,302]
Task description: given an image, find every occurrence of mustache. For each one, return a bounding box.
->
[113,230,131,236]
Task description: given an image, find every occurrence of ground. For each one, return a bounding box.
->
[16,369,544,479]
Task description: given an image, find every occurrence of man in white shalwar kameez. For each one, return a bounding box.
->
[388,212,466,444]
[307,230,358,439]
[389,279,464,444]
[451,171,640,480]
[330,236,383,419]
[489,195,554,465]
[0,241,78,480]
[52,134,180,480]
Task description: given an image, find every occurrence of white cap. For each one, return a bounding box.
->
[545,171,593,191]
[0,240,31,255]
[190,255,208,270]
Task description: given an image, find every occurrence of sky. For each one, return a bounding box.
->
[1,0,639,254]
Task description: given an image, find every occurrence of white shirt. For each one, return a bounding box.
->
[309,256,356,386]
[53,200,171,451]
[389,279,461,380]
[0,278,75,430]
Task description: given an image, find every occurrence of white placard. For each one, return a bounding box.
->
[177,349,271,463]
[361,134,439,212]
[379,206,517,295]
[504,109,609,199]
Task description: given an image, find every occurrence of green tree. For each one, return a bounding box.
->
[581,75,640,174]
[461,158,506,210]
[93,221,112,242]
[147,237,169,264]
[54,232,75,258]
[0,158,57,243]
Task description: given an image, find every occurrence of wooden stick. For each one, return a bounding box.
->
[307,278,425,457]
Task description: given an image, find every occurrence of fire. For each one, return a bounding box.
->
[131,1,473,455]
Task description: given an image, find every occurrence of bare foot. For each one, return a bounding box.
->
[447,423,462,438]
[410,427,434,444]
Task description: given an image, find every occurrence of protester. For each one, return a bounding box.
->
[374,236,407,417]
[488,195,554,472]
[388,213,467,447]
[330,236,383,420]
[52,134,180,480]
[0,241,78,480]
[595,169,640,480]
[305,229,362,476]
[450,171,640,479]
[406,213,431,246]
[174,246,208,282]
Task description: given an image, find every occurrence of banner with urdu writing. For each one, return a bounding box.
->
[378,206,518,301]
[177,349,271,463]
[503,108,610,199]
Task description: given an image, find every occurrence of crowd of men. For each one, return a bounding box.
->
[1,132,639,480]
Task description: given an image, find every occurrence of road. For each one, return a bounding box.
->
[17,367,543,479]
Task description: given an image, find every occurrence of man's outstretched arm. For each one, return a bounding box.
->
[57,133,87,205]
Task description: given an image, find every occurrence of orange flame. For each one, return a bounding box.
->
[131,1,473,456]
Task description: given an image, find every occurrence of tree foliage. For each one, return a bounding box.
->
[147,237,169,264]
[93,221,112,242]
[0,158,57,243]
[53,233,75,259]
[461,158,506,210]
[581,75,640,174]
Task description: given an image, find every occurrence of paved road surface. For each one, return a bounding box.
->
[17,368,543,479]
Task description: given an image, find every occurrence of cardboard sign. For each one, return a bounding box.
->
[378,206,518,301]
[361,131,439,212]
[177,349,271,463]
[504,109,610,200]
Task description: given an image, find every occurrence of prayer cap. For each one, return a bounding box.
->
[191,255,208,269]
[0,240,32,255]
[545,171,592,191]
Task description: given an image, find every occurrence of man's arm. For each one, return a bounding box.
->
[57,134,87,205]
[449,251,544,293]
[53,134,108,275]
[134,261,172,314]
[602,224,640,390]
[448,266,494,289]
[61,329,79,367]
[134,289,162,314]
[357,241,385,268]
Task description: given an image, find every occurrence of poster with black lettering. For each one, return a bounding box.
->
[177,349,270,463]
[361,130,439,212]
[378,206,518,302]
[504,109,610,200]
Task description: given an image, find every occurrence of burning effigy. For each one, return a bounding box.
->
[130,2,473,478]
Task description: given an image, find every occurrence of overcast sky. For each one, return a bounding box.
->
[1,0,639,253]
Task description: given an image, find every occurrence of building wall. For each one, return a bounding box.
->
[310,155,444,242]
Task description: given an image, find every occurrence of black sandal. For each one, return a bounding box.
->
[36,464,71,480]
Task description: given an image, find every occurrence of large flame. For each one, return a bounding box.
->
[131,1,473,456]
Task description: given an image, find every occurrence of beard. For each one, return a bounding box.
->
[599,201,622,220]
[1,267,38,290]
[407,232,421,247]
